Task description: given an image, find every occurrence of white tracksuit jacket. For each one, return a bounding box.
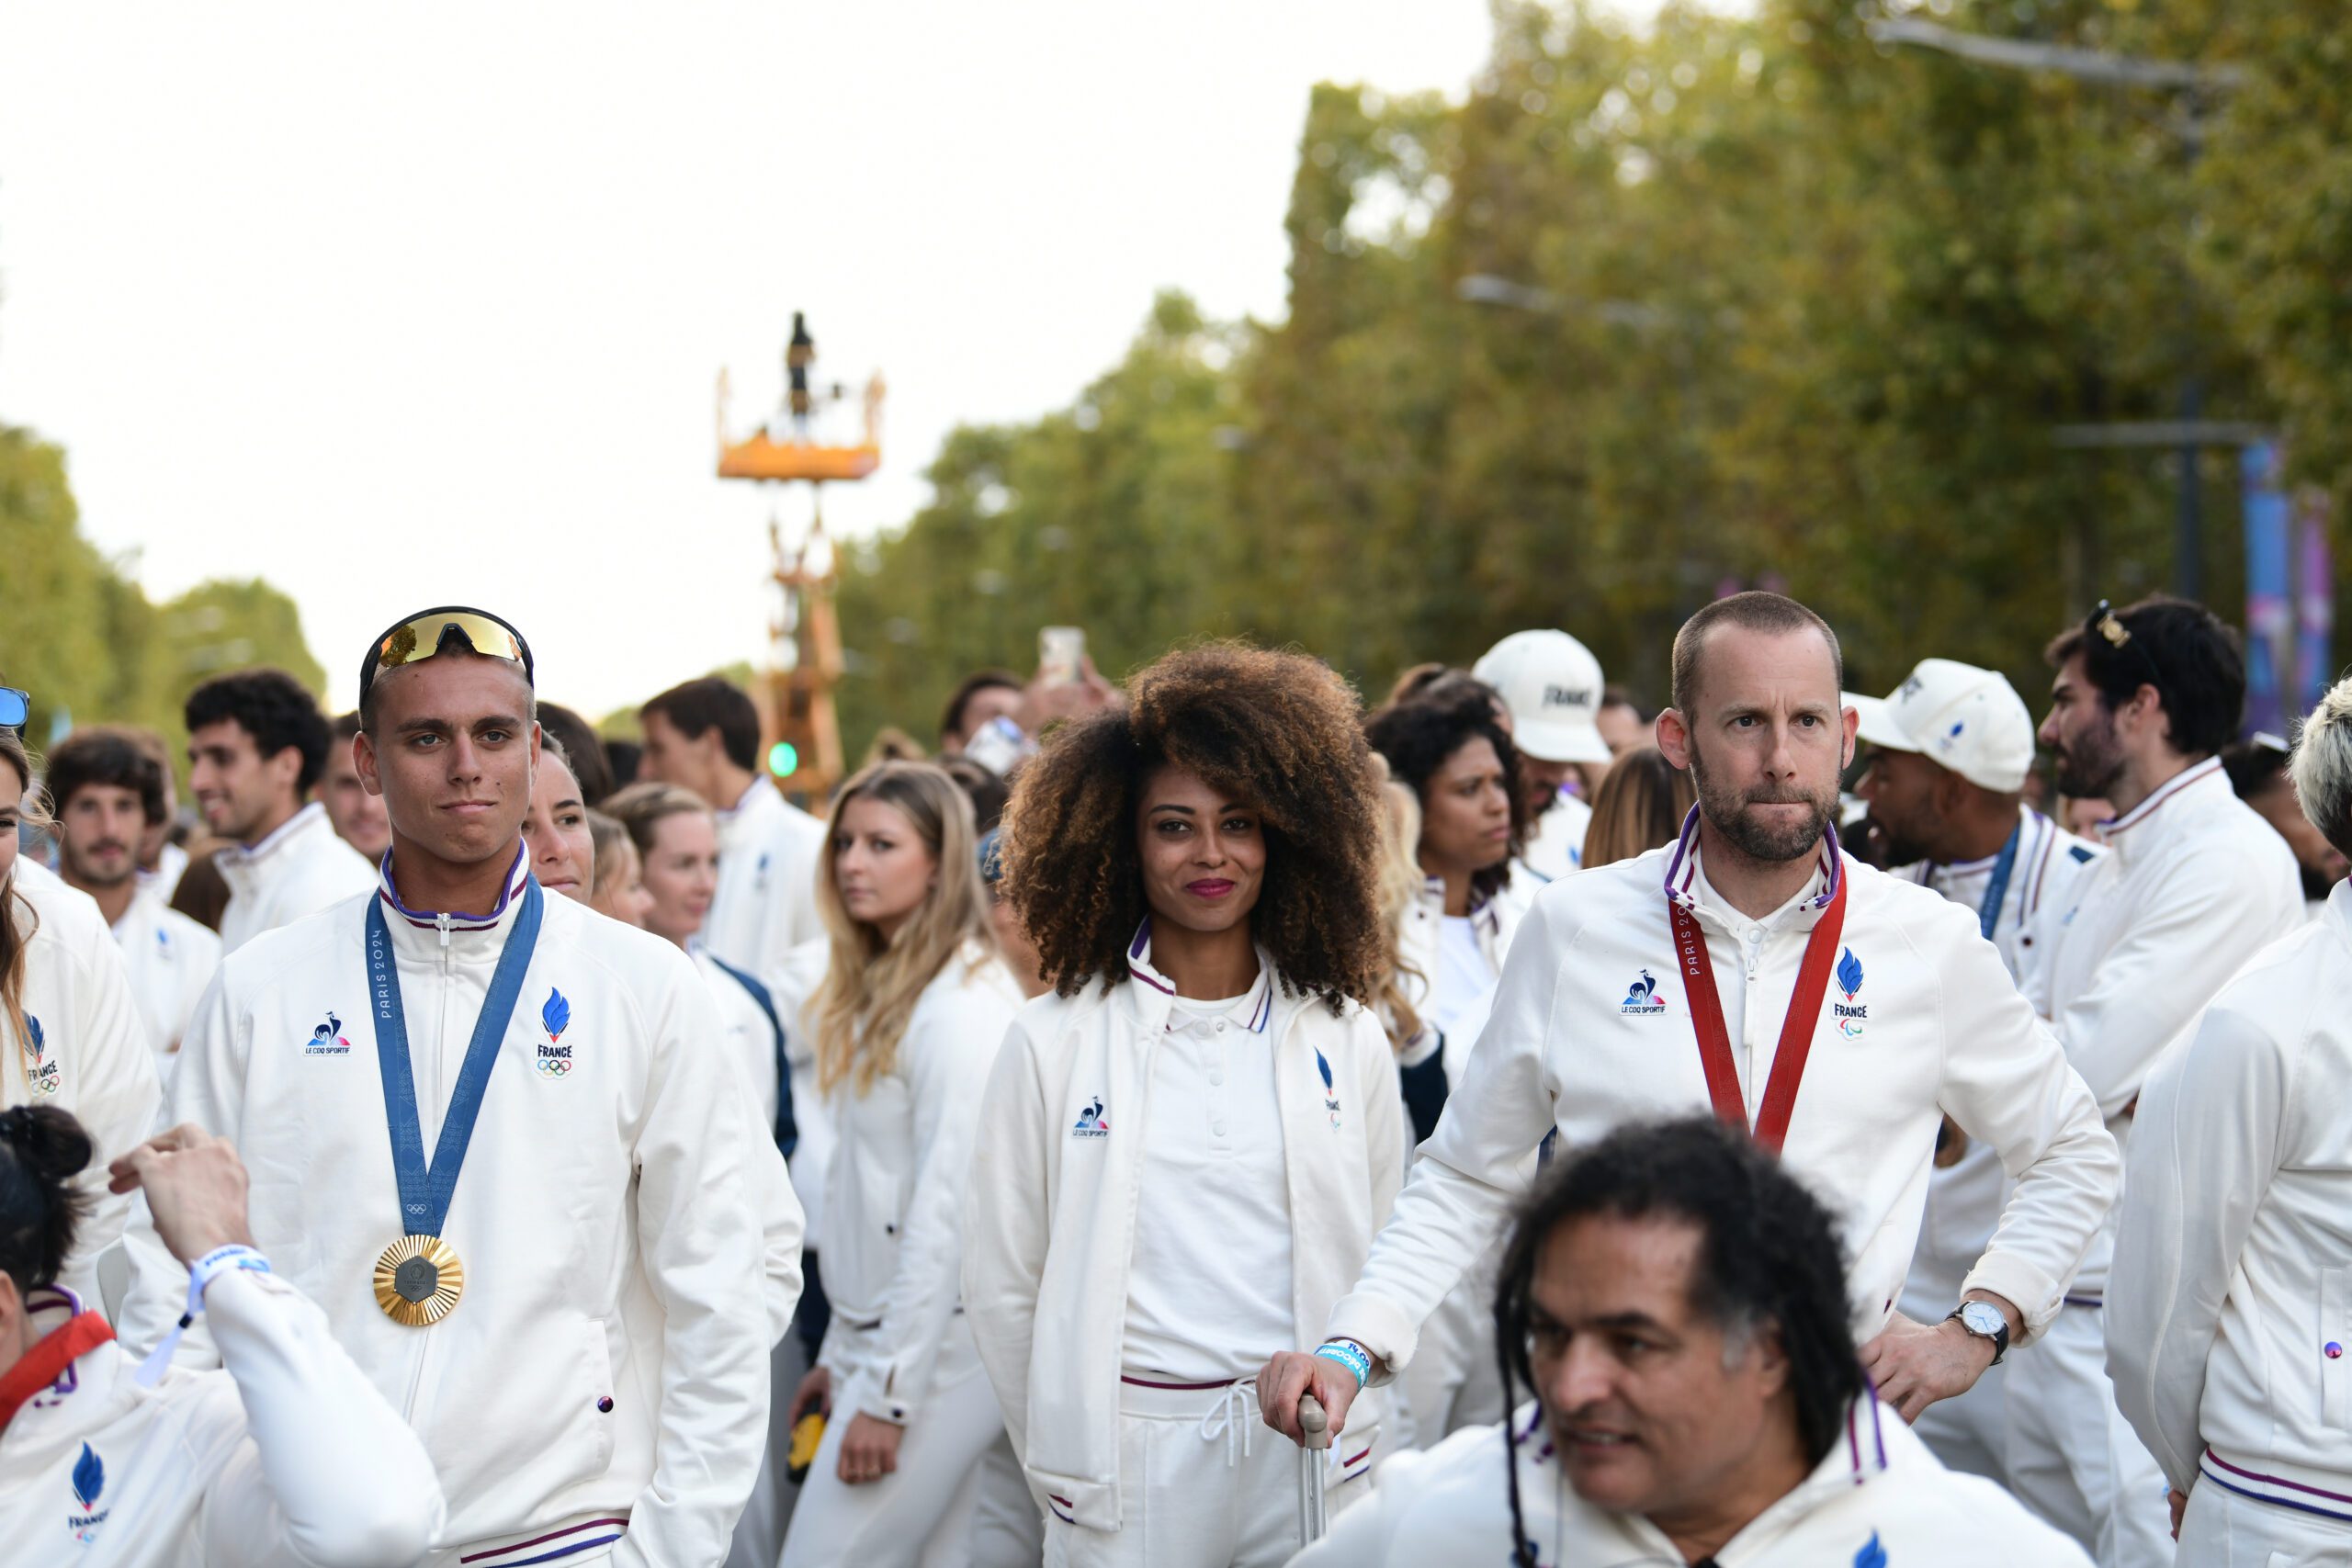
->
[964,943,1407,1531]
[1287,1398,2092,1567]
[1329,818,2120,1372]
[215,803,377,954]
[119,852,795,1568]
[5,862,164,1309]
[0,1272,444,1566]
[704,778,832,1235]
[110,885,223,1071]
[2108,881,2352,1513]
[1394,874,1518,1083]
[817,945,1023,1426]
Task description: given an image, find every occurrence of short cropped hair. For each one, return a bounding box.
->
[2291,677,2352,863]
[640,677,761,773]
[2043,595,2245,758]
[939,671,1023,745]
[1669,592,1843,715]
[184,669,332,795]
[43,728,167,825]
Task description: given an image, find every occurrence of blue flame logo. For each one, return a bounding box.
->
[541,988,571,1042]
[1836,948,1864,1001]
[72,1443,104,1509]
[1316,1050,1333,1092]
[1853,1529,1886,1568]
[25,1014,42,1059]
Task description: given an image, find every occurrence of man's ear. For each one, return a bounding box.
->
[1840,705,1860,772]
[1657,708,1694,773]
[268,744,307,801]
[355,727,383,799]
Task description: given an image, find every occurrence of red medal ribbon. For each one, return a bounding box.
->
[0,1310,114,1435]
[1668,874,1849,1152]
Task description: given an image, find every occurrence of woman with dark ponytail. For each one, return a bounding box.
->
[0,728,163,1306]
[0,1107,446,1563]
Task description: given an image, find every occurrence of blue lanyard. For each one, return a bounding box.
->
[1976,823,2023,942]
[365,879,543,1238]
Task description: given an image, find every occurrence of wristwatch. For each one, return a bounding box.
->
[1946,1301,2011,1366]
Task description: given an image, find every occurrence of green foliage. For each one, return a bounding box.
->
[0,423,325,769]
[827,0,2346,751]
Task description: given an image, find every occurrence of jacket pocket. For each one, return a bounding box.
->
[2324,1269,2350,1428]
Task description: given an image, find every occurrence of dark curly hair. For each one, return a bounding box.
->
[0,1104,94,1297]
[184,668,333,795]
[1000,642,1385,1010]
[1364,682,1528,907]
[1492,1116,1863,1565]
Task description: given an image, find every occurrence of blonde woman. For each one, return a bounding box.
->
[0,727,163,1308]
[1577,743,1697,870]
[1370,773,1449,1146]
[583,809,650,927]
[780,761,1024,1568]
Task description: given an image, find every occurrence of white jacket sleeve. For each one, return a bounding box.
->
[2045,845,2292,1118]
[962,1017,1051,1463]
[839,985,1006,1427]
[54,923,163,1307]
[119,971,243,1359]
[610,967,775,1568]
[2106,999,2291,1491]
[1326,895,1564,1373]
[1929,910,2120,1342]
[195,1267,446,1568]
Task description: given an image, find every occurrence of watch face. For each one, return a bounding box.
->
[1961,1303,2006,1337]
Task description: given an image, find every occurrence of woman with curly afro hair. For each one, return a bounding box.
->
[963,643,1408,1568]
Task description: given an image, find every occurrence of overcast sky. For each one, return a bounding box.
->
[0,2,1499,716]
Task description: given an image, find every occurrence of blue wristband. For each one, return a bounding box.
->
[1315,1340,1372,1388]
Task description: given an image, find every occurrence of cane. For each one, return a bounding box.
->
[1296,1392,1330,1545]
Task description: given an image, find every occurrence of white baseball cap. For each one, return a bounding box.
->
[1474,630,1612,765]
[1845,659,2035,795]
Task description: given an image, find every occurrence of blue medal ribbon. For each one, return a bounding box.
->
[365,878,543,1238]
[1976,822,2022,942]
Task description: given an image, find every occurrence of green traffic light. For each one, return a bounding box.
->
[768,740,800,778]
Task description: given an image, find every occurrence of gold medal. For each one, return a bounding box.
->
[373,1235,464,1325]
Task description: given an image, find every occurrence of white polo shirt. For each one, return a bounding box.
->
[110,886,223,1072]
[214,803,375,955]
[1327,814,2119,1371]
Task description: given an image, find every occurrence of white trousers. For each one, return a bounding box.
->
[2180,1480,2352,1566]
[780,1317,1005,1568]
[723,1334,803,1568]
[972,1431,1046,1568]
[1913,1354,2011,1488]
[2005,1303,2173,1567]
[1044,1380,1371,1568]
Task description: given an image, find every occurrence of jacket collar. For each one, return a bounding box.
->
[1413,874,1506,940]
[2099,756,2226,866]
[0,1288,128,1452]
[375,844,532,955]
[1118,919,1276,1035]
[718,777,782,847]
[1662,807,1844,926]
[219,800,332,865]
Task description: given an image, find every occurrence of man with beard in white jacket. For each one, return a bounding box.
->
[2108,674,2352,1565]
[2,725,164,1313]
[0,1108,443,1565]
[1849,658,2103,1492]
[183,669,376,955]
[1288,1117,2090,1568]
[2008,595,2305,1563]
[120,606,795,1568]
[1261,592,2119,1464]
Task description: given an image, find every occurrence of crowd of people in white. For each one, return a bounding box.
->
[0,587,2346,1568]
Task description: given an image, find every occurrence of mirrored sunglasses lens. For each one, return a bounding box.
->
[0,688,26,728]
[374,615,524,671]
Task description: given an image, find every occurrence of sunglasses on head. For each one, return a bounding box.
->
[0,688,26,730]
[2087,598,2165,694]
[357,607,535,710]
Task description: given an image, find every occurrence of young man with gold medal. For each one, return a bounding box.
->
[120,607,803,1568]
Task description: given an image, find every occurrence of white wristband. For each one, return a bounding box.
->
[133,1245,272,1387]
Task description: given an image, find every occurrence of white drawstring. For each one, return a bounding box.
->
[1197,1382,1257,1468]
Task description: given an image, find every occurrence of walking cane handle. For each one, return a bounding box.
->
[1299,1392,1332,1450]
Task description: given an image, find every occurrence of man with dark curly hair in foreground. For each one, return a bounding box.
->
[962,642,1407,1568]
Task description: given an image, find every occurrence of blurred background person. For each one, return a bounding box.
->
[585,808,650,928]
[182,670,372,953]
[1,728,163,1314]
[320,713,391,866]
[970,643,1404,1568]
[0,1110,446,1565]
[535,701,618,807]
[44,728,222,1073]
[1577,745,1696,871]
[1474,629,1612,887]
[2222,733,2346,918]
[1368,761,1445,1147]
[780,761,1024,1568]
[1593,683,1651,760]
[940,753,1012,835]
[977,829,1045,1001]
[118,728,190,904]
[936,670,1025,758]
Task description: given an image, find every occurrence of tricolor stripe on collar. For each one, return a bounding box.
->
[1662,806,1845,913]
[376,844,531,931]
[2101,756,2225,838]
[1125,919,1272,1032]
[1421,873,1504,936]
[1844,1389,1890,1482]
